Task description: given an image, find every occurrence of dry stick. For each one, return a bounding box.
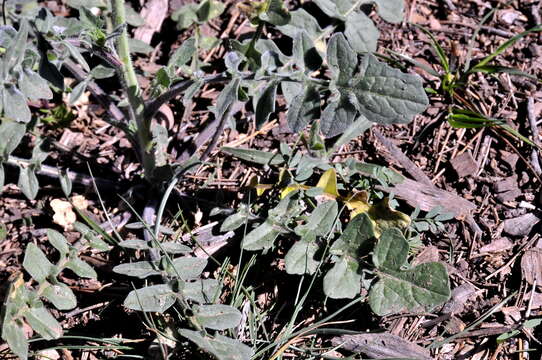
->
[373,129,433,186]
[5,155,119,190]
[527,97,542,174]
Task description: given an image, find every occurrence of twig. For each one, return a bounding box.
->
[527,97,542,174]
[5,155,120,190]
[64,301,110,318]
[373,129,433,186]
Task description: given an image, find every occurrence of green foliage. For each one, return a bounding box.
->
[1,229,98,360]
[221,139,451,317]
[369,228,450,315]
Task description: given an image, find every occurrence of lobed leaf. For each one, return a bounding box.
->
[369,228,450,315]
[349,54,429,125]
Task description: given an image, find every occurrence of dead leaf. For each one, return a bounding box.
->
[50,199,76,230]
[521,248,542,285]
[331,333,432,360]
[71,195,89,210]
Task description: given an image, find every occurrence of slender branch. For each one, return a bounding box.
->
[6,155,120,190]
[144,73,229,120]
[111,0,155,180]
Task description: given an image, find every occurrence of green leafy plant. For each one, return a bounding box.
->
[1,228,100,360]
[0,0,451,358]
[220,138,451,315]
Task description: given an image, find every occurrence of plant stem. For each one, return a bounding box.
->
[111,0,155,181]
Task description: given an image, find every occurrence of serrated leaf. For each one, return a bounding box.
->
[23,243,54,283]
[65,258,97,279]
[369,228,450,315]
[293,30,322,71]
[350,54,428,124]
[90,65,115,79]
[362,0,404,23]
[42,282,77,310]
[327,33,357,86]
[2,320,28,360]
[323,257,361,299]
[179,329,254,360]
[242,221,281,251]
[23,306,62,340]
[221,147,284,166]
[320,91,358,138]
[18,69,53,100]
[255,81,277,129]
[182,279,220,304]
[344,11,379,53]
[3,85,31,123]
[287,85,320,133]
[193,304,242,330]
[260,0,290,26]
[168,37,197,69]
[169,257,207,280]
[113,261,161,279]
[285,241,320,275]
[124,284,176,313]
[0,121,26,158]
[47,229,69,256]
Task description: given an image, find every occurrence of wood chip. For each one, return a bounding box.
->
[478,238,513,253]
[450,151,478,178]
[383,178,476,219]
[442,282,477,314]
[503,213,541,236]
[521,248,542,285]
[134,0,168,44]
[331,333,432,360]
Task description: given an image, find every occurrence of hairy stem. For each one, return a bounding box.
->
[111,0,155,180]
